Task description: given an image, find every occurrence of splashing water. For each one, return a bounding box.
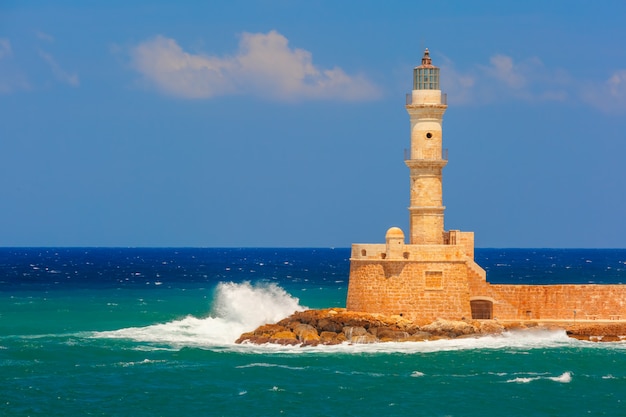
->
[93,281,306,347]
[212,281,304,327]
[507,372,572,384]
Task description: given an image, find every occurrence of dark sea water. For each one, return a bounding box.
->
[2,248,626,416]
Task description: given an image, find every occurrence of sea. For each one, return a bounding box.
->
[2,247,626,416]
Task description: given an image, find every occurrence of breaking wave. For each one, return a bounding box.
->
[507,371,573,384]
[92,281,305,347]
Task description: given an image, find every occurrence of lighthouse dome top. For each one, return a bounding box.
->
[416,48,436,69]
[413,48,440,90]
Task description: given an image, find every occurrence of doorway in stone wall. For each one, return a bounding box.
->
[470,299,493,319]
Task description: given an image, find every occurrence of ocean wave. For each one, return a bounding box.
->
[116,359,167,367]
[507,371,572,384]
[236,362,306,370]
[91,281,306,347]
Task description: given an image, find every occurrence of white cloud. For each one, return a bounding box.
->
[444,53,626,113]
[130,35,236,99]
[607,70,626,99]
[129,30,380,101]
[38,50,80,87]
[442,54,569,105]
[581,69,626,113]
[487,54,526,89]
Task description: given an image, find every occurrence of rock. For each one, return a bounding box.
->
[421,319,476,337]
[319,331,342,345]
[317,318,344,333]
[375,328,410,342]
[235,324,289,344]
[293,323,320,343]
[253,324,288,337]
[269,330,297,344]
[341,326,378,343]
[350,332,378,344]
[476,320,505,334]
[235,332,254,344]
[343,326,368,339]
[565,322,626,342]
[405,331,431,341]
[501,322,526,331]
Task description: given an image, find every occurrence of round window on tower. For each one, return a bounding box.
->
[426,132,433,139]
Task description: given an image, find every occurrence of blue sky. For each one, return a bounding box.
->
[1,1,625,248]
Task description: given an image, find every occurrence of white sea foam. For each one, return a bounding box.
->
[92,281,306,347]
[117,359,166,367]
[549,372,572,383]
[236,363,306,370]
[507,372,572,384]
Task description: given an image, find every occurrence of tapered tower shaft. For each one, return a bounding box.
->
[405,48,448,245]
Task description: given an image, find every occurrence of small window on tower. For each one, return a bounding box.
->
[426,132,432,139]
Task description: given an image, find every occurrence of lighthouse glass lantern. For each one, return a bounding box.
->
[413,48,440,90]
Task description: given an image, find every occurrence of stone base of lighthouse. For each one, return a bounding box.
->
[346,227,486,323]
[347,227,626,323]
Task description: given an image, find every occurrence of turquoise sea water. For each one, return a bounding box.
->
[2,248,626,416]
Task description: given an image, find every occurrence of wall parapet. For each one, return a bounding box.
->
[351,243,469,262]
[350,228,477,263]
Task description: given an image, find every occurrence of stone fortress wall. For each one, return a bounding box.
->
[347,228,626,322]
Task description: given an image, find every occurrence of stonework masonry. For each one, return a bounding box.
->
[346,49,626,323]
[347,227,626,322]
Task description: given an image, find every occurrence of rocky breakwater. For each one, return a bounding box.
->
[564,322,626,342]
[235,308,508,346]
[236,309,626,346]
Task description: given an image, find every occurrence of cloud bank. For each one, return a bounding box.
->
[442,53,626,112]
[129,30,380,101]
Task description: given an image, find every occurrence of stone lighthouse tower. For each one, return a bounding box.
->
[346,49,487,322]
[406,48,448,245]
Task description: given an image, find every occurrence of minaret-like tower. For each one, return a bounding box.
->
[347,49,487,322]
[405,48,448,245]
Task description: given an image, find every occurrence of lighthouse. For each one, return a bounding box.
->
[406,48,448,245]
[346,49,487,321]
[344,49,626,324]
